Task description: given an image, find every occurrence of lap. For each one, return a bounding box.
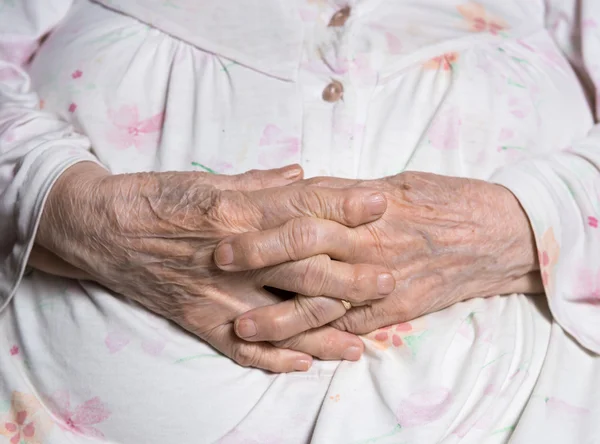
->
[0,272,551,443]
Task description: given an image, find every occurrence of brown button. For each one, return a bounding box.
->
[322,80,344,102]
[328,6,351,27]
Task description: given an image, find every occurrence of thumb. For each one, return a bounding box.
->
[219,165,304,191]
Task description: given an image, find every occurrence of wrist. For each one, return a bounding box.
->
[468,181,541,297]
[36,161,111,265]
[490,182,539,272]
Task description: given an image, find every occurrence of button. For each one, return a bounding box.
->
[322,80,344,102]
[328,6,351,27]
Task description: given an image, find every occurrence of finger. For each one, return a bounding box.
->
[205,323,314,373]
[255,255,395,303]
[247,185,387,230]
[271,326,364,361]
[211,165,304,191]
[330,304,383,335]
[234,295,348,342]
[215,216,354,270]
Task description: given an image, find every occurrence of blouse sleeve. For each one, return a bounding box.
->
[491,0,600,353]
[0,0,102,309]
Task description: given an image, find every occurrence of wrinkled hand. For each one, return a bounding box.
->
[215,171,543,342]
[34,162,396,372]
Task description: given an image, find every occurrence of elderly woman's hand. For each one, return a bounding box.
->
[34,162,396,372]
[216,171,543,342]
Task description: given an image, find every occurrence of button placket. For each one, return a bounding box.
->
[298,4,360,178]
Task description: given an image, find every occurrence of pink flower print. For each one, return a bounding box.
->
[583,18,598,29]
[498,128,514,142]
[423,52,459,71]
[545,397,590,418]
[50,391,111,438]
[5,411,35,444]
[588,216,598,228]
[106,105,165,151]
[457,2,508,35]
[257,125,300,168]
[396,387,453,427]
[508,96,529,119]
[538,228,560,291]
[368,323,412,350]
[574,267,600,304]
[68,103,77,113]
[104,331,131,354]
[141,337,166,356]
[9,346,18,356]
[71,70,82,79]
[427,107,461,150]
[0,392,53,444]
[384,31,402,55]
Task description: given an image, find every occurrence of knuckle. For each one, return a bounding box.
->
[272,333,304,350]
[231,344,259,368]
[244,169,267,187]
[346,265,374,302]
[299,255,330,296]
[341,189,366,227]
[283,218,319,261]
[295,296,331,329]
[332,314,362,334]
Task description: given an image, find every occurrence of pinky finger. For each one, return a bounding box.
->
[205,324,314,373]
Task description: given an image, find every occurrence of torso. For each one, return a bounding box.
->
[1,0,594,442]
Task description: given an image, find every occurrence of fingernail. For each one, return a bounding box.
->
[214,243,234,266]
[282,165,302,180]
[294,359,312,372]
[365,193,386,216]
[377,273,396,295]
[235,319,257,338]
[342,346,362,361]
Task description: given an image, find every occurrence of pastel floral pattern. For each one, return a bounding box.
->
[538,227,560,291]
[105,330,167,356]
[106,105,165,151]
[257,124,300,168]
[423,52,459,71]
[545,397,590,418]
[0,392,53,444]
[396,387,453,427]
[574,267,600,303]
[50,391,111,438]
[368,323,413,350]
[457,2,508,35]
[427,107,461,150]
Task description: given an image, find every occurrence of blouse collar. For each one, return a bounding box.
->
[92,0,304,81]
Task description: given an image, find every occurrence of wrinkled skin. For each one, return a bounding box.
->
[215,172,543,343]
[33,162,396,372]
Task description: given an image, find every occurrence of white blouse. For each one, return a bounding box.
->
[0,0,599,442]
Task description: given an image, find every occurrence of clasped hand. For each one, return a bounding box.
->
[217,172,542,350]
[35,164,541,373]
